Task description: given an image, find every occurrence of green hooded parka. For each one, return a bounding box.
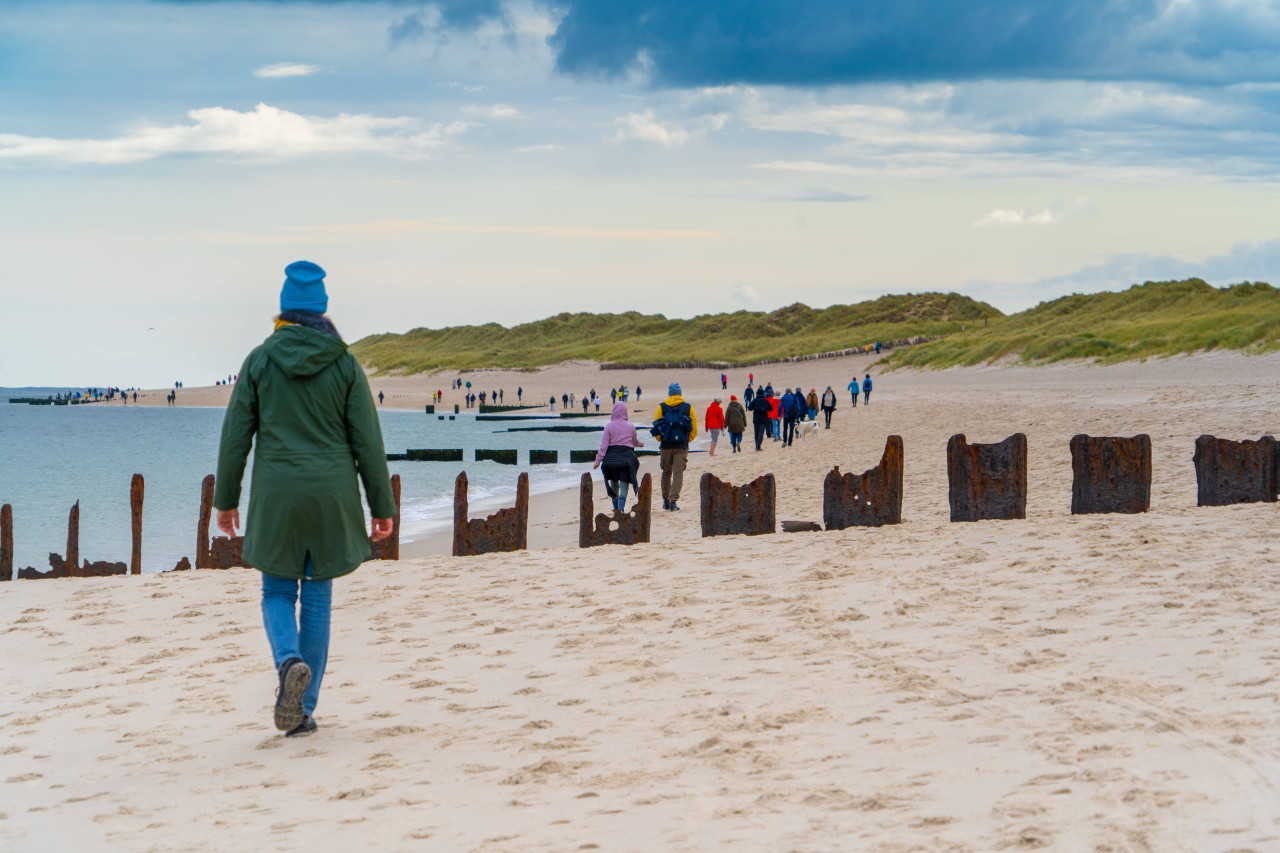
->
[214,322,395,580]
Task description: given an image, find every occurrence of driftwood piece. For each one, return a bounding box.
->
[130,473,144,574]
[1,504,11,581]
[1070,434,1152,515]
[699,473,776,538]
[823,435,904,530]
[1193,434,1277,507]
[198,474,248,568]
[367,474,402,561]
[452,471,529,557]
[578,473,652,547]
[781,520,822,533]
[947,433,1027,522]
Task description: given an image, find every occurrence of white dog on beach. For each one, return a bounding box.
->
[796,421,818,441]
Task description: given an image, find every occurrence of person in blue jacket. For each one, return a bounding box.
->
[847,377,859,408]
[744,385,755,408]
[779,387,799,446]
[862,374,873,404]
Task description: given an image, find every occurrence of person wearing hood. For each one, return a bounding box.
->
[748,387,771,450]
[704,397,725,457]
[593,402,644,511]
[651,382,698,511]
[215,261,394,738]
[724,395,747,453]
[820,385,837,429]
[779,387,800,447]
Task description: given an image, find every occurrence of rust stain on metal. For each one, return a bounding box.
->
[367,474,402,561]
[130,473,144,574]
[947,433,1027,522]
[699,472,776,538]
[1193,434,1277,506]
[197,474,249,569]
[1070,434,1151,515]
[824,435,904,530]
[1,504,11,581]
[452,471,529,557]
[578,473,652,548]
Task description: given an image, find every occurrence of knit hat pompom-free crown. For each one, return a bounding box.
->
[668,382,681,396]
[280,260,328,314]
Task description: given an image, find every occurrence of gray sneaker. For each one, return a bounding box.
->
[274,657,311,732]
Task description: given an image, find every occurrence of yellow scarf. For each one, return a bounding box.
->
[274,318,295,331]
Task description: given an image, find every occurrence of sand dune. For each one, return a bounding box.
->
[4,353,1280,850]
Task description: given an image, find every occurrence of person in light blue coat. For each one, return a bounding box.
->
[862,374,873,404]
[847,377,859,408]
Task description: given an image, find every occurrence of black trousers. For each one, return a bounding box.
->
[822,407,833,428]
[753,421,767,450]
[783,417,798,445]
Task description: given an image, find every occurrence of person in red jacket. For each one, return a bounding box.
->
[704,398,725,457]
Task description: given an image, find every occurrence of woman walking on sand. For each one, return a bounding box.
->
[724,394,747,453]
[594,402,644,512]
[820,385,837,429]
[215,261,394,737]
[704,397,725,457]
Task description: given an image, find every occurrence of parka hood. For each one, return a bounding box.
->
[263,321,348,378]
[610,401,630,421]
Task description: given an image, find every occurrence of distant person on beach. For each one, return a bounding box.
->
[780,388,799,447]
[562,393,569,410]
[517,386,522,401]
[593,393,601,412]
[847,377,859,407]
[721,373,727,390]
[377,391,384,406]
[651,382,697,511]
[863,374,873,404]
[821,386,836,429]
[704,397,725,457]
[748,388,770,451]
[570,392,576,409]
[806,388,819,422]
[744,384,754,408]
[767,390,781,440]
[549,395,556,411]
[724,395,746,453]
[214,260,393,738]
[582,395,590,413]
[635,385,641,401]
[610,388,618,404]
[594,402,644,512]
[875,341,881,354]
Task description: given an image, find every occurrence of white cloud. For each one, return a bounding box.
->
[514,143,562,153]
[253,63,321,79]
[0,103,469,164]
[974,208,1058,227]
[732,282,761,305]
[615,110,690,147]
[461,103,522,119]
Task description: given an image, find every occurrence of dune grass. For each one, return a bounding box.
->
[886,279,1280,369]
[350,292,1001,374]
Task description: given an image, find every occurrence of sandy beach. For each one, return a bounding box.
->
[4,353,1280,851]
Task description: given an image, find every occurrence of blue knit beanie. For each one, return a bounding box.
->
[280,261,328,314]
[668,382,681,395]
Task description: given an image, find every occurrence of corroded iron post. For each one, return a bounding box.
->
[368,474,402,561]
[66,501,80,577]
[1193,434,1277,506]
[699,472,776,537]
[453,471,530,557]
[130,473,144,574]
[947,433,1027,522]
[197,474,214,569]
[1,504,11,581]
[578,473,652,547]
[823,435,904,530]
[1070,434,1151,515]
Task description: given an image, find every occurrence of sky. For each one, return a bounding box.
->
[3,0,1280,387]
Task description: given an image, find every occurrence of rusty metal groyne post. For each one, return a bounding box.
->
[947,433,1027,522]
[1070,434,1151,515]
[452,471,529,557]
[699,472,776,537]
[823,435,904,530]
[578,473,652,547]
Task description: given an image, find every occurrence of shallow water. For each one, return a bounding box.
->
[0,390,606,575]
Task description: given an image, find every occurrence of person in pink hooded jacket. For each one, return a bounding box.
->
[593,401,645,512]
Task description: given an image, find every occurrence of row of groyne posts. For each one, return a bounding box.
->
[1,432,1275,578]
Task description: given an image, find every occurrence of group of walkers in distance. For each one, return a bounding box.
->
[596,371,876,514]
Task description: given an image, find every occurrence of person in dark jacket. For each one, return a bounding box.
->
[744,385,755,408]
[748,390,771,451]
[215,261,394,738]
[779,388,799,447]
[820,385,837,429]
[863,374,873,404]
[724,395,747,453]
[805,388,819,422]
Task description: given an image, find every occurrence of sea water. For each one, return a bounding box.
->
[0,390,611,575]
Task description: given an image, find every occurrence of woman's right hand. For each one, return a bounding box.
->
[592,461,600,469]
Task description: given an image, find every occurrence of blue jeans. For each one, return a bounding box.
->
[261,556,331,717]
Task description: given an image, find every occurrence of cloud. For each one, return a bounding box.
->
[200,217,728,242]
[461,103,522,119]
[514,143,562,152]
[0,103,468,164]
[974,208,1057,227]
[253,62,321,78]
[388,12,427,47]
[541,0,1280,88]
[732,282,761,305]
[615,110,690,147]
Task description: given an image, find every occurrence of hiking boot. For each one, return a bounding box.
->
[669,501,679,511]
[274,657,311,732]
[662,500,671,511]
[285,715,318,738]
